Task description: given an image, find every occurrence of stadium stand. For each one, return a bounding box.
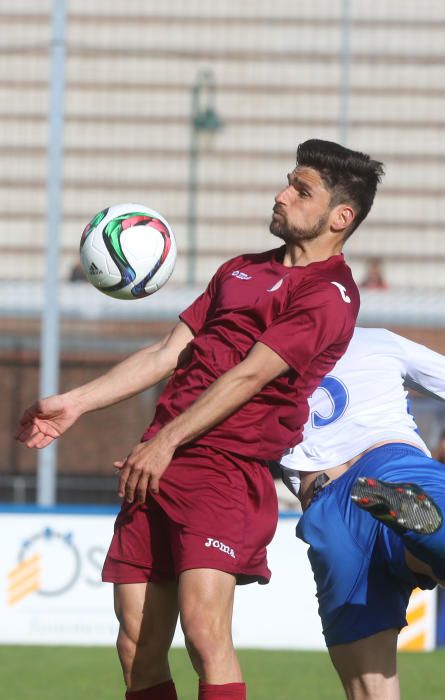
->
[0,0,444,289]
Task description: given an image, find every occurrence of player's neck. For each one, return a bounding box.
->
[282,238,344,268]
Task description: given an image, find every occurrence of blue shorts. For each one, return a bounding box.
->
[296,444,445,647]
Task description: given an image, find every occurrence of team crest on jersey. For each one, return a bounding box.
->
[204,537,236,559]
[267,278,283,292]
[267,274,289,292]
[231,270,252,280]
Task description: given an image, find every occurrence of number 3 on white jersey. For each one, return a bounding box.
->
[311,375,350,428]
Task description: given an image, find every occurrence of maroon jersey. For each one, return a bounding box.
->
[143,247,359,459]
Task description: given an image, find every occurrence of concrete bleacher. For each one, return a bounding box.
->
[0,1,444,291]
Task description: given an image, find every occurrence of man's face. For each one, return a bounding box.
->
[270,167,333,244]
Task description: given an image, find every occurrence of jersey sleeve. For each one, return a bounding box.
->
[179,279,217,335]
[391,332,445,400]
[179,260,229,335]
[258,280,357,375]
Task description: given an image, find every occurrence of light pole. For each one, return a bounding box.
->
[37,0,67,506]
[187,70,223,286]
[339,0,352,146]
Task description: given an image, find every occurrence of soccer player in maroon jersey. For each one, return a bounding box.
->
[15,140,383,700]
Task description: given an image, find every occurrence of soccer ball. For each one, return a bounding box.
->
[79,203,177,299]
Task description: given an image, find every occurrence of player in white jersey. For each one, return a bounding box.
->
[281,327,445,700]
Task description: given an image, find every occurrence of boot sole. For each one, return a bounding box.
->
[351,477,443,535]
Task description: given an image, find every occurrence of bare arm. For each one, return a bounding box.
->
[15,321,194,448]
[160,341,288,448]
[68,320,193,414]
[117,341,290,502]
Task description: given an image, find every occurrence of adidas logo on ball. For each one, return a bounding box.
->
[88,262,103,275]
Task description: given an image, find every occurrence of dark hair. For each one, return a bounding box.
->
[296,139,385,239]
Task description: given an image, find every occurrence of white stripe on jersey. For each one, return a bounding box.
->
[281,327,445,475]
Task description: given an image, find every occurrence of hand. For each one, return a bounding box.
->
[114,433,175,504]
[14,395,81,449]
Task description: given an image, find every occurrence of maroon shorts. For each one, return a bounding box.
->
[102,445,278,585]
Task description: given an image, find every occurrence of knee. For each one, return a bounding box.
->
[181,612,232,668]
[347,673,399,700]
[329,630,399,700]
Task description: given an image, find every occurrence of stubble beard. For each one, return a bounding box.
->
[269,210,329,245]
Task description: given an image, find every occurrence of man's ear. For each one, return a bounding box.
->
[331,205,355,233]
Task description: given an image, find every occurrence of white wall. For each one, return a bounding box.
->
[0,509,323,648]
[0,508,436,650]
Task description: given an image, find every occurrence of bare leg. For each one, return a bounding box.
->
[114,580,179,692]
[178,568,242,684]
[328,629,400,700]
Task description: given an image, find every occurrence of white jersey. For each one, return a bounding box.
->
[281,327,445,478]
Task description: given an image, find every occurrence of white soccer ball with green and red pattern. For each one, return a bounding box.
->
[79,203,177,299]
